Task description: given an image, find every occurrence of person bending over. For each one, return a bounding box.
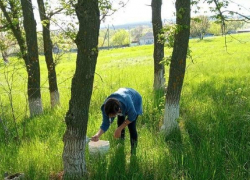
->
[91,88,143,154]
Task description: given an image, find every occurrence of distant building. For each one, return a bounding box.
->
[139,32,154,45]
[237,29,250,33]
[130,41,139,47]
[52,44,62,54]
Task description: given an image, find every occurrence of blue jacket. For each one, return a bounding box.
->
[100,88,143,132]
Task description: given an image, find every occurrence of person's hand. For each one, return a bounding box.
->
[91,134,99,142]
[114,128,122,138]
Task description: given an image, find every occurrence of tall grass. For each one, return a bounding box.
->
[0,33,249,179]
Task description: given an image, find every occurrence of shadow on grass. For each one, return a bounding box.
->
[87,139,143,180]
[106,140,126,180]
[127,154,144,180]
[162,128,186,180]
[107,139,142,179]
[164,127,182,145]
[181,78,250,180]
[0,142,21,177]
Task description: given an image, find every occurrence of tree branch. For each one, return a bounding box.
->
[101,0,130,21]
[225,19,250,23]
[49,8,64,18]
[221,10,250,20]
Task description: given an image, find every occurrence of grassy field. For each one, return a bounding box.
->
[0,33,250,180]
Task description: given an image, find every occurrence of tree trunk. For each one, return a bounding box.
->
[37,0,60,107]
[200,32,204,40]
[0,0,43,117]
[1,51,9,64]
[20,0,43,116]
[162,0,190,135]
[152,0,165,90]
[62,0,100,179]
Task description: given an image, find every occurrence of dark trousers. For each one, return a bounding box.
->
[117,115,138,154]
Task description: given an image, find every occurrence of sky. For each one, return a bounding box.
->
[32,0,250,31]
[102,0,250,26]
[102,0,175,26]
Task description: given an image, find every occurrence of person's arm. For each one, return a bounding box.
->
[114,119,131,138]
[92,105,112,142]
[91,129,105,141]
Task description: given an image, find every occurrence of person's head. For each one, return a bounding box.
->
[104,98,120,117]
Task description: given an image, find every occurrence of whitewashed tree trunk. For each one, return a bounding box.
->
[0,1,43,118]
[62,0,100,179]
[161,101,179,135]
[29,97,43,117]
[50,91,60,107]
[21,0,43,117]
[161,0,190,136]
[63,128,87,179]
[37,0,60,108]
[154,69,165,90]
[152,0,165,91]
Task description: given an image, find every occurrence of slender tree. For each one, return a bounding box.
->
[0,26,13,64]
[0,0,43,116]
[0,33,9,63]
[190,15,210,39]
[152,0,165,90]
[37,0,60,107]
[161,0,190,135]
[62,0,100,179]
[1,51,8,63]
[20,0,43,116]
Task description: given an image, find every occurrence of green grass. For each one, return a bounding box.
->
[0,33,250,180]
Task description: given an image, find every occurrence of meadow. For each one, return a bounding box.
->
[0,33,249,180]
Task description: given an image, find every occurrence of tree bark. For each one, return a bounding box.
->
[62,0,100,179]
[20,0,43,116]
[162,0,190,135]
[37,0,60,107]
[0,0,43,117]
[152,0,165,90]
